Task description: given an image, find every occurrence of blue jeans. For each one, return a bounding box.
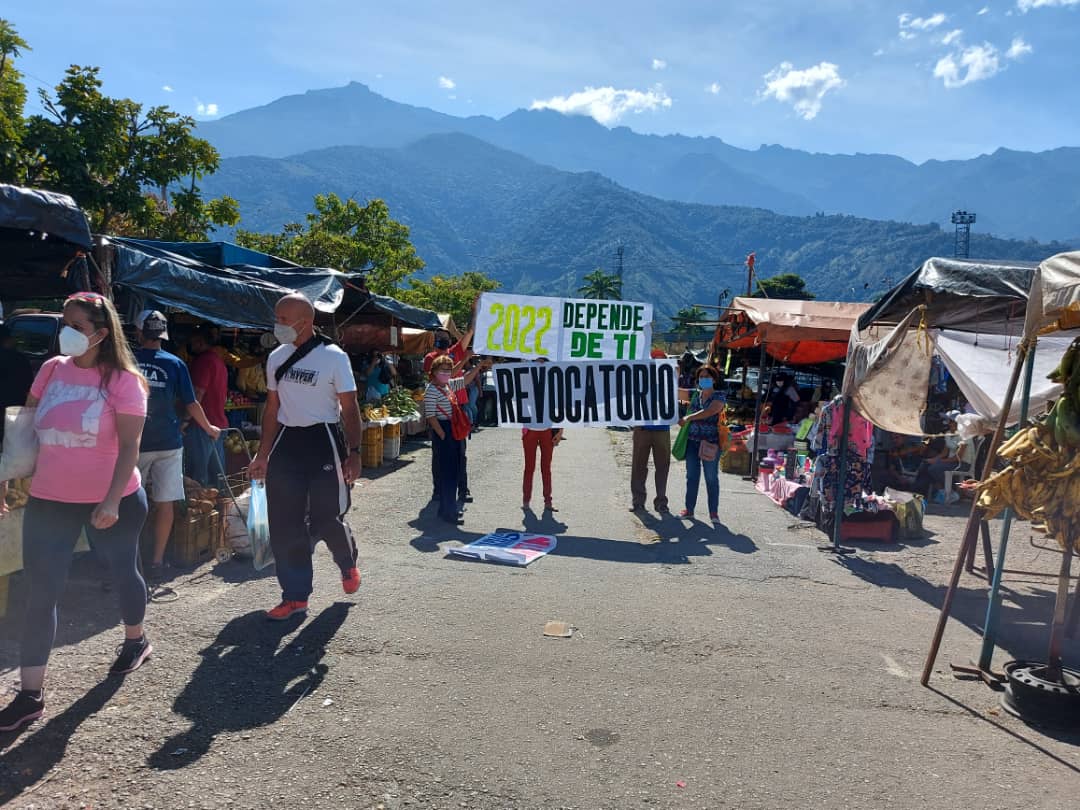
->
[432,421,462,520]
[184,430,225,488]
[685,439,720,515]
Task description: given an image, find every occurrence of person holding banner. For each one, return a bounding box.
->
[630,348,673,513]
[522,426,564,512]
[424,354,487,525]
[678,365,725,524]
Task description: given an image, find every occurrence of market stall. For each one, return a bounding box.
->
[919,251,1080,722]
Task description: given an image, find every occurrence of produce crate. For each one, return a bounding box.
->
[384,421,402,439]
[383,435,401,461]
[721,449,749,474]
[362,443,383,468]
[169,509,221,567]
[362,423,384,445]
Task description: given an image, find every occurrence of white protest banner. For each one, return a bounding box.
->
[493,359,678,428]
[448,531,557,566]
[473,293,653,362]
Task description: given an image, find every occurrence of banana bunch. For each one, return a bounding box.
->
[3,478,31,511]
[977,337,1080,553]
[362,405,390,421]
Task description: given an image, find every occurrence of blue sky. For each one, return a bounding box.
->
[6,0,1079,162]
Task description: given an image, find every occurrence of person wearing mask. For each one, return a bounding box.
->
[364,351,396,402]
[678,365,726,524]
[630,348,673,513]
[0,292,150,732]
[249,294,365,621]
[424,354,487,525]
[0,323,33,447]
[769,374,800,425]
[185,328,229,487]
[133,311,221,580]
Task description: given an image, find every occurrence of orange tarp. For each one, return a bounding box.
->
[715,297,871,365]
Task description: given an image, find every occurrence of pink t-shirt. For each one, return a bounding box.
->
[30,357,148,504]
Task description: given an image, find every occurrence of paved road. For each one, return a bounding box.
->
[1,427,1077,809]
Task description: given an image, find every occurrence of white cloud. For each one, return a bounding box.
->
[933,42,1001,87]
[706,81,722,94]
[978,5,990,13]
[899,11,948,39]
[162,85,174,93]
[760,61,845,121]
[195,100,219,116]
[651,58,667,71]
[1018,0,1079,11]
[873,47,887,56]
[941,28,964,45]
[1006,36,1034,58]
[529,85,673,126]
[438,75,456,90]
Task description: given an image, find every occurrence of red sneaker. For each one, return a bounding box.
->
[266,600,308,621]
[342,567,361,595]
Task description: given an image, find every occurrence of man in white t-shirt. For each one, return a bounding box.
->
[249,294,364,621]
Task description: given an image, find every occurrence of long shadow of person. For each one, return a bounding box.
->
[0,678,124,804]
[146,602,352,771]
[522,507,568,535]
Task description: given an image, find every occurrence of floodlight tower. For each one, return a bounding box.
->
[951,210,976,259]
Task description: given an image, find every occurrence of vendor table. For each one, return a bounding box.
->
[755,473,806,508]
[743,430,796,454]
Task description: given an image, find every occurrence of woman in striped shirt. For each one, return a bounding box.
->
[424,354,488,525]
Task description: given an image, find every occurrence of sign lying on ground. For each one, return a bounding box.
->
[448,531,557,566]
[493,359,678,428]
[473,293,653,361]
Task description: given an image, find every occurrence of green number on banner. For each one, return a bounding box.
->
[503,304,520,352]
[518,306,536,354]
[534,307,552,356]
[486,303,504,351]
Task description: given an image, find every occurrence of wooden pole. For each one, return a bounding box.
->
[920,339,1030,687]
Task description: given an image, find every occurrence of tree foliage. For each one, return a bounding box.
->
[753,272,815,300]
[0,19,29,183]
[672,305,708,339]
[237,194,424,295]
[577,267,622,300]
[399,271,500,329]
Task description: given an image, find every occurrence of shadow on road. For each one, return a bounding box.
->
[146,603,352,771]
[834,555,1077,667]
[0,677,124,804]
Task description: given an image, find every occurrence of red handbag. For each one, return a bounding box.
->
[436,392,472,441]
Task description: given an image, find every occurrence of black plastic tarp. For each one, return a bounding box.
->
[108,238,441,331]
[859,256,1038,334]
[124,239,301,270]
[0,184,92,248]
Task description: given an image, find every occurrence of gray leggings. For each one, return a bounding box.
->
[20,490,148,668]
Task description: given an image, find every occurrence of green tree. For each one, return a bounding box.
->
[399,271,500,328]
[672,305,709,347]
[753,272,815,300]
[237,194,424,295]
[578,267,622,299]
[0,19,29,183]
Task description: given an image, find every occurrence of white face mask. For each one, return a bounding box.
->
[273,323,298,345]
[59,325,98,357]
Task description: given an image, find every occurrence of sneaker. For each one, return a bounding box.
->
[342,567,361,595]
[710,513,721,524]
[544,502,558,512]
[678,509,694,519]
[266,600,308,621]
[629,504,646,512]
[0,690,45,732]
[109,636,153,676]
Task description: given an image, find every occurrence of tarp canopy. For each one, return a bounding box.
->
[715,297,871,364]
[858,256,1036,334]
[1024,251,1080,337]
[108,238,441,332]
[0,184,92,249]
[0,184,95,301]
[123,239,302,270]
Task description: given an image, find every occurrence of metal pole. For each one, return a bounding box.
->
[748,342,768,477]
[976,342,1037,671]
[920,340,1030,686]
[1047,544,1074,681]
[831,397,853,550]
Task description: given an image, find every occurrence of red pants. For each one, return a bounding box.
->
[522,430,554,505]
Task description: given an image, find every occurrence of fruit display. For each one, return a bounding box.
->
[223,433,260,457]
[3,478,31,511]
[977,337,1080,552]
[382,386,421,419]
[182,479,220,515]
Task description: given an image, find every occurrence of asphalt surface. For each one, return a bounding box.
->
[1,426,1078,809]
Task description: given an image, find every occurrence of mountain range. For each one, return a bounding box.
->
[201,133,1067,317]
[199,82,1080,243]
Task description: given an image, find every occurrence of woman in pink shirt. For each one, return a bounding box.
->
[0,292,151,732]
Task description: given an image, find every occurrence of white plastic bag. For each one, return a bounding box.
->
[247,480,274,570]
[0,407,38,482]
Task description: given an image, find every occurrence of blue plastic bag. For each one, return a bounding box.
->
[247,480,274,571]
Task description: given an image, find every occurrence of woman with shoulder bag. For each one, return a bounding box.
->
[0,292,151,732]
[678,365,726,524]
[424,354,487,525]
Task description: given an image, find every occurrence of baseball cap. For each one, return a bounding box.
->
[944,409,962,422]
[136,309,169,340]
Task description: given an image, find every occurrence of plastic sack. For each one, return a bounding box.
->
[0,407,38,482]
[223,492,252,557]
[955,413,991,441]
[247,480,274,570]
[671,422,690,461]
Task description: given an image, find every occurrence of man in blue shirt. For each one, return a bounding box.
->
[134,311,221,579]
